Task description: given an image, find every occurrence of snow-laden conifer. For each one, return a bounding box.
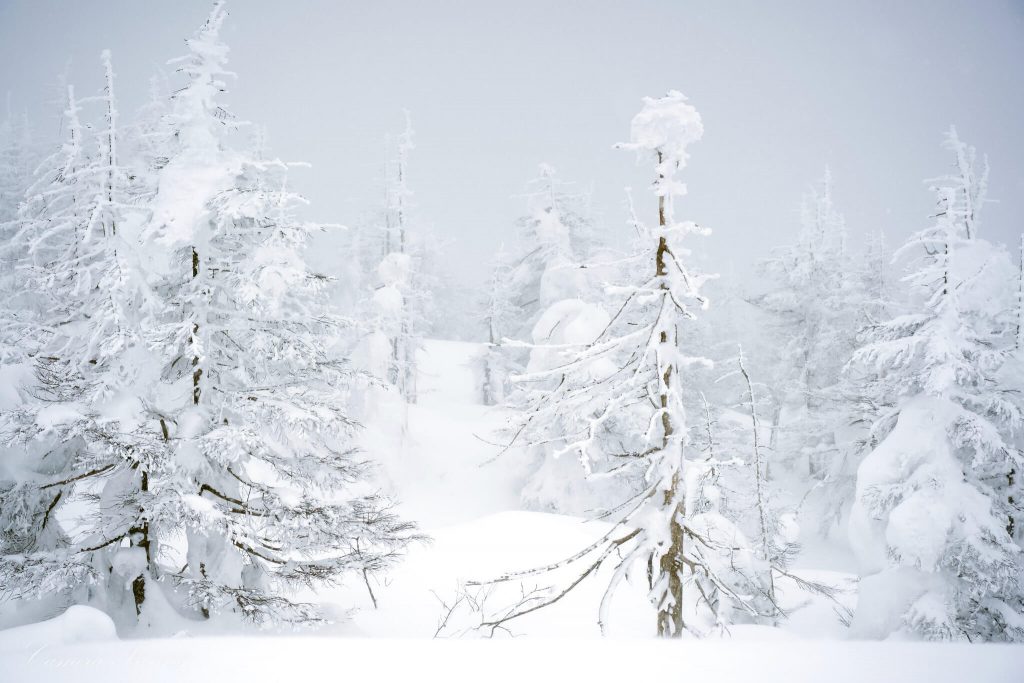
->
[139,2,418,625]
[363,113,430,406]
[1,3,418,629]
[0,49,154,622]
[481,92,777,637]
[848,128,1024,641]
[502,164,596,339]
[755,170,860,478]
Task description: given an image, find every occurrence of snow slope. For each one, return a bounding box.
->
[382,339,524,527]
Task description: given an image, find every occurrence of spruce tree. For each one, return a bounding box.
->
[848,128,1024,641]
[1,3,418,628]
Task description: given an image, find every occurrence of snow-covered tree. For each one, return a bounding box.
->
[142,3,417,625]
[503,164,596,337]
[1005,234,1024,543]
[818,228,902,528]
[0,102,36,226]
[0,102,41,361]
[125,73,173,203]
[711,347,804,616]
[484,165,604,443]
[1,4,418,629]
[1017,234,1024,354]
[848,128,1024,642]
[480,245,519,405]
[363,113,430,405]
[858,229,893,323]
[0,49,154,623]
[1016,234,1024,354]
[754,169,860,480]
[746,170,891,540]
[483,92,777,637]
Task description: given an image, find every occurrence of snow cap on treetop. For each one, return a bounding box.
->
[618,90,703,169]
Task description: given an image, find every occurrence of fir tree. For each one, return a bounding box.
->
[1,3,418,629]
[848,128,1024,641]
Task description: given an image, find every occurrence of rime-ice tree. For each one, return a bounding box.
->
[0,103,40,359]
[847,128,1024,642]
[125,73,173,203]
[0,102,35,227]
[708,347,804,618]
[365,113,428,404]
[2,4,417,628]
[485,164,598,438]
[481,92,776,637]
[822,228,901,526]
[504,164,596,337]
[0,52,153,622]
[1017,234,1024,354]
[858,229,893,323]
[140,3,416,625]
[755,170,860,482]
[480,246,519,405]
[1004,234,1024,543]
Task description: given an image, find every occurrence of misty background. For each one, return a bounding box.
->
[1,0,1022,298]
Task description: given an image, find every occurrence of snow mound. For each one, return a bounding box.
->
[0,605,118,655]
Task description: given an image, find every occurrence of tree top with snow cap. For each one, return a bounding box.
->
[617,90,703,171]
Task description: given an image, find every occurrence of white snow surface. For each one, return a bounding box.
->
[0,615,1020,683]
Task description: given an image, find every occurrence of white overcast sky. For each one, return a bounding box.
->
[1,0,1022,285]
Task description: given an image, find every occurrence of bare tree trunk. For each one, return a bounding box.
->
[383,139,393,257]
[1011,235,1019,352]
[103,57,117,237]
[101,56,149,615]
[129,470,150,615]
[191,247,202,405]
[482,315,497,405]
[397,154,406,255]
[738,349,776,615]
[654,153,685,638]
[1011,235,1022,539]
[656,471,686,638]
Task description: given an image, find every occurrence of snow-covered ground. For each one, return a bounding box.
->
[380,339,523,527]
[1,339,1022,681]
[1,605,1021,683]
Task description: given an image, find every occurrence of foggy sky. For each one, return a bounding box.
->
[1,0,1022,287]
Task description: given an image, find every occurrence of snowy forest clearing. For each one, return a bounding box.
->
[0,342,887,676]
[2,3,1024,680]
[320,339,860,640]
